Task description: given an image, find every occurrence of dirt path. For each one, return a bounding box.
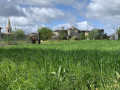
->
[0,45,13,47]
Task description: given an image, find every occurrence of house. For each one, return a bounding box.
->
[29,33,38,41]
[29,33,38,37]
[80,30,91,36]
[53,30,68,39]
[53,26,91,39]
[67,26,79,37]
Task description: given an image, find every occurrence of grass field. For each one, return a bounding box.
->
[0,40,120,90]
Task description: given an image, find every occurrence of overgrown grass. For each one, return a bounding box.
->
[0,40,120,89]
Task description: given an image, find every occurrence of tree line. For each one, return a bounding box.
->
[37,27,110,40]
[3,27,120,41]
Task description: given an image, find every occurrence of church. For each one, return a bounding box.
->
[0,18,12,35]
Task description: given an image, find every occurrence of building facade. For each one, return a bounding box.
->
[53,26,91,39]
[68,26,79,37]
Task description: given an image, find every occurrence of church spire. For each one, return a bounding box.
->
[7,17,11,27]
[6,17,12,34]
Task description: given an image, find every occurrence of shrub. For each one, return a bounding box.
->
[71,36,79,40]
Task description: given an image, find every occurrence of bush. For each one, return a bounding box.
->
[71,36,79,40]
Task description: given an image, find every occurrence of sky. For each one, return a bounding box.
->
[0,0,120,35]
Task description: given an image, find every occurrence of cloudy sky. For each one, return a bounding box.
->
[0,0,120,35]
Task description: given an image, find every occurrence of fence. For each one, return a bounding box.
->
[0,34,31,45]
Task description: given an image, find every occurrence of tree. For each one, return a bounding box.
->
[38,27,53,40]
[80,32,85,40]
[88,29,107,40]
[117,27,120,40]
[71,36,79,40]
[88,29,97,40]
[15,29,25,40]
[102,33,110,39]
[59,30,67,40]
[109,33,115,40]
[95,29,104,40]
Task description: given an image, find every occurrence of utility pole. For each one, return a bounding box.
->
[14,27,16,44]
[38,32,41,44]
[0,27,3,45]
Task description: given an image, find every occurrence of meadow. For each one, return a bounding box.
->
[0,40,120,90]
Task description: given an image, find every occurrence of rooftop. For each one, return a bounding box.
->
[68,26,79,30]
[54,30,67,32]
[80,30,91,32]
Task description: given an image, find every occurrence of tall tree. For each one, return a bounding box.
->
[96,29,104,40]
[38,27,53,40]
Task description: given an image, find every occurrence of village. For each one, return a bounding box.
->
[0,18,117,45]
[0,18,90,40]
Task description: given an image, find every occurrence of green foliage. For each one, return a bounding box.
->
[117,27,120,40]
[1,29,27,45]
[38,27,53,40]
[1,34,15,44]
[0,40,120,89]
[88,29,97,40]
[59,30,67,40]
[88,29,109,40]
[80,32,85,40]
[15,29,25,40]
[71,36,79,40]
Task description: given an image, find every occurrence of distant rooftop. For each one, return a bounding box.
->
[54,29,67,32]
[80,30,91,32]
[68,26,78,30]
[54,26,91,32]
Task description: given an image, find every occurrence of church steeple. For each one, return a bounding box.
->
[6,17,12,34]
[7,18,11,27]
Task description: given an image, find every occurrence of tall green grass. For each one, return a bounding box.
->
[0,40,120,89]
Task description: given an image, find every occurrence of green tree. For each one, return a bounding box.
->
[80,32,85,40]
[88,29,106,40]
[95,29,104,40]
[15,29,25,40]
[117,27,120,40]
[102,33,109,39]
[59,30,67,40]
[38,27,53,40]
[88,29,97,40]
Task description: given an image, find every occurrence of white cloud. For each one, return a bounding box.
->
[103,24,118,35]
[25,7,65,23]
[52,23,71,30]
[0,0,66,26]
[1,0,118,35]
[77,21,93,30]
[14,0,80,7]
[0,7,65,26]
[52,21,94,30]
[0,1,25,17]
[86,0,120,24]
